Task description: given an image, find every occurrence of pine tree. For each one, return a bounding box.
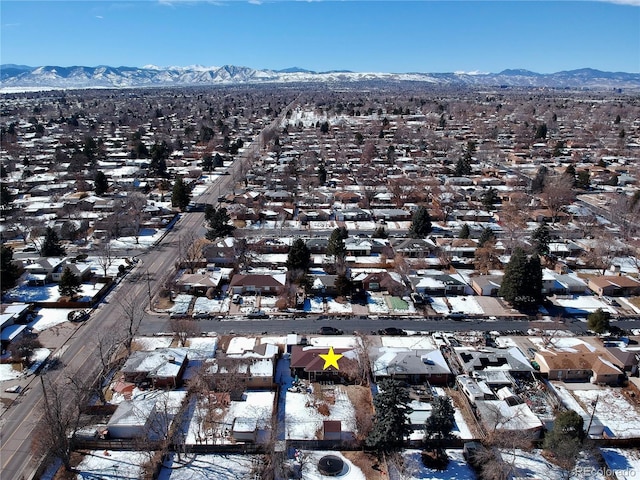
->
[171,177,192,211]
[286,239,311,272]
[327,227,347,259]
[532,222,551,256]
[425,396,455,441]
[587,308,611,333]
[317,162,327,185]
[204,206,235,240]
[409,207,432,238]
[458,224,470,239]
[478,227,496,247]
[481,187,499,211]
[366,379,413,452]
[41,227,65,257]
[58,267,82,299]
[1,244,20,291]
[94,170,108,196]
[498,247,542,308]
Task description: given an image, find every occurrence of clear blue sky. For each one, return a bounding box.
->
[2,1,639,73]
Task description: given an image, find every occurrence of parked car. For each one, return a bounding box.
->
[232,294,242,304]
[318,326,343,335]
[67,310,89,322]
[378,327,407,336]
[247,310,268,319]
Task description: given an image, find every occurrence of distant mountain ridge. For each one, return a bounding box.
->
[1,64,638,90]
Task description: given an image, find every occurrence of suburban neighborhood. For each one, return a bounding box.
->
[1,83,640,479]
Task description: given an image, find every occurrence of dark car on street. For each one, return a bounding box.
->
[318,326,343,335]
[378,327,407,336]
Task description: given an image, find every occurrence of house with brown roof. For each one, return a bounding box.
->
[289,345,356,383]
[588,275,640,297]
[228,273,286,295]
[534,346,624,385]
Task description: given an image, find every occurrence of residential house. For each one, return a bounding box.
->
[355,271,407,296]
[471,275,503,296]
[290,345,356,383]
[534,347,624,385]
[121,348,188,388]
[392,238,436,258]
[228,273,286,295]
[410,272,468,296]
[455,347,535,375]
[588,275,640,297]
[202,237,237,266]
[371,348,452,385]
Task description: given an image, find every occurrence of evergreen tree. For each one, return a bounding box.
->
[543,409,585,471]
[41,227,65,257]
[409,207,432,238]
[286,239,311,271]
[576,170,590,190]
[534,123,548,139]
[530,166,548,194]
[94,170,108,195]
[1,184,13,208]
[317,162,327,186]
[498,247,542,308]
[458,224,470,239]
[58,266,82,299]
[532,222,551,256]
[478,227,496,247]
[171,177,192,211]
[1,244,20,291]
[481,187,499,211]
[587,308,611,333]
[454,157,472,176]
[327,227,347,259]
[366,379,413,452]
[565,164,577,186]
[425,396,455,441]
[204,206,235,240]
[334,274,353,297]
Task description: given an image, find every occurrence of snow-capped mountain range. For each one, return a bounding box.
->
[1,64,638,90]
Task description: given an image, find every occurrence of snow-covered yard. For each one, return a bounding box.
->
[74,450,149,479]
[29,308,74,331]
[430,297,450,314]
[327,297,353,314]
[185,391,274,445]
[399,449,475,480]
[554,295,617,315]
[447,295,484,315]
[304,297,324,313]
[191,296,228,315]
[158,453,259,480]
[5,283,100,304]
[571,387,640,438]
[600,448,640,480]
[367,293,389,314]
[285,384,357,440]
[131,336,173,350]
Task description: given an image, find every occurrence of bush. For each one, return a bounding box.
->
[587,308,610,333]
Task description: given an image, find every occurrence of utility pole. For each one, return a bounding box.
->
[586,393,599,436]
[146,270,153,312]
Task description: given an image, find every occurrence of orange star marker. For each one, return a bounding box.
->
[319,346,343,370]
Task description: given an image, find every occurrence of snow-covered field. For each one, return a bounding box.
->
[571,388,640,438]
[299,451,366,480]
[447,295,484,315]
[367,293,389,314]
[285,384,356,440]
[554,295,617,315]
[74,450,149,479]
[327,297,353,314]
[29,308,75,331]
[191,296,228,314]
[430,297,450,314]
[600,448,640,480]
[158,453,259,479]
[400,449,475,480]
[304,297,324,313]
[0,363,23,382]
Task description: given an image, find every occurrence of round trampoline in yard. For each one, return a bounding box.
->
[317,455,345,476]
